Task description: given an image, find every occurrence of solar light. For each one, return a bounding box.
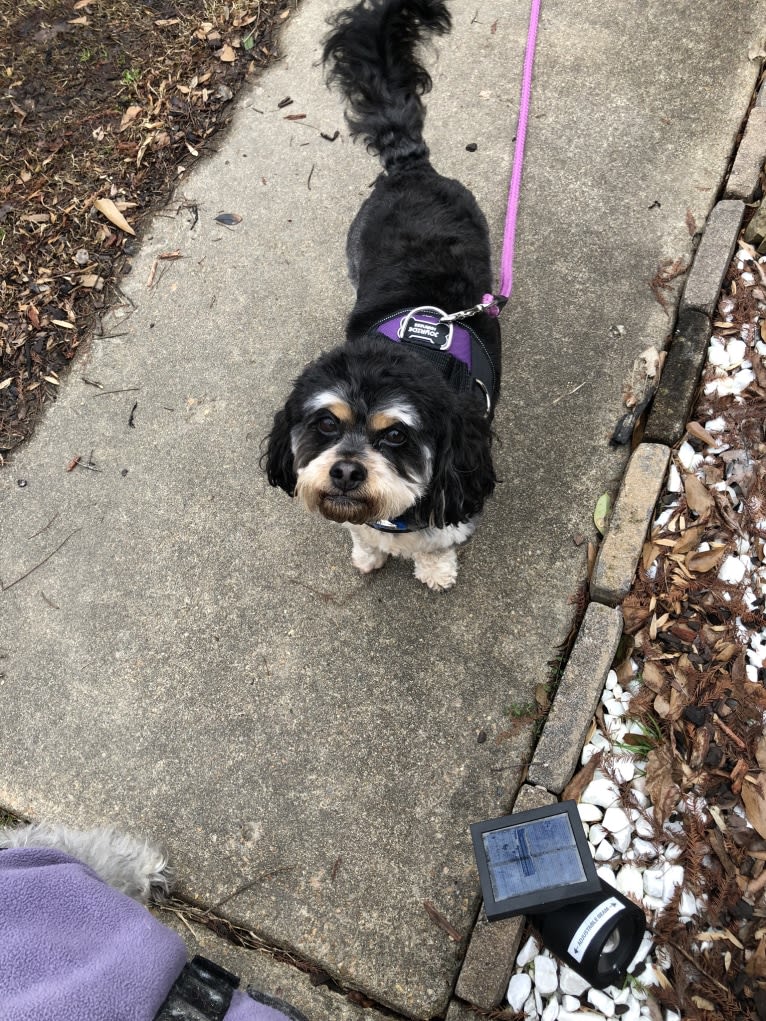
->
[470,801,646,989]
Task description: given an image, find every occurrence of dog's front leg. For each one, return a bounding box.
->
[348,526,389,574]
[413,547,458,591]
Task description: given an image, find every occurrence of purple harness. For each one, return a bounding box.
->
[372,305,495,412]
[367,304,496,533]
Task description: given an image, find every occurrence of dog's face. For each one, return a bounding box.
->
[265,338,495,529]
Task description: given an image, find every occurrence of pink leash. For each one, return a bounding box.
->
[483,0,542,317]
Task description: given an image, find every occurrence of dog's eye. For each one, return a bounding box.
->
[381,427,406,447]
[316,414,339,436]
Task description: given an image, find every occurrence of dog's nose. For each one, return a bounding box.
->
[329,459,367,493]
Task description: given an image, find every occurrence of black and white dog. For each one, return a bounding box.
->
[266,0,501,591]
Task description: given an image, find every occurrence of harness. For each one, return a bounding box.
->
[366,303,498,534]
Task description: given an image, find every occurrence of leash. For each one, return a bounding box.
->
[485,0,542,316]
[445,0,541,323]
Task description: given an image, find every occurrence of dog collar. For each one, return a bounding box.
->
[368,515,414,533]
[369,305,497,415]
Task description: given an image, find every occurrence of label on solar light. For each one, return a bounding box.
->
[567,896,625,960]
[481,812,587,900]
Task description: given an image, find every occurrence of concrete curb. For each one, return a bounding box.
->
[725,106,766,201]
[590,444,671,607]
[680,199,745,318]
[643,310,712,446]
[527,603,624,794]
[453,56,764,1015]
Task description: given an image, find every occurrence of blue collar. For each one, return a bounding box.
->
[368,515,418,533]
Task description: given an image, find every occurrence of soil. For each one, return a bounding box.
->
[0,0,292,455]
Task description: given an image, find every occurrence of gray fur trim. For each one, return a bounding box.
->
[0,821,173,903]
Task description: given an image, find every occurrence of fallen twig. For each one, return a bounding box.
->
[1,528,82,592]
[204,865,295,914]
[422,900,463,942]
[26,512,60,540]
[552,380,587,406]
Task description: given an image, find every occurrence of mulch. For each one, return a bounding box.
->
[617,251,766,1020]
[0,0,293,456]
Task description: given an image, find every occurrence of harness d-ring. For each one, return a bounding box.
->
[397,306,454,351]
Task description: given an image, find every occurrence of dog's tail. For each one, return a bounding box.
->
[322,0,451,172]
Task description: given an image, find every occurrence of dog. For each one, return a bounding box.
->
[265,0,501,592]
[0,821,307,1021]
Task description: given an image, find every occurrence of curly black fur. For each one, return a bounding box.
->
[323,0,451,171]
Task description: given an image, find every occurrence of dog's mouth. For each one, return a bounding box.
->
[318,491,374,525]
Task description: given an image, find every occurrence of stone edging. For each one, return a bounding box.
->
[450,72,766,1015]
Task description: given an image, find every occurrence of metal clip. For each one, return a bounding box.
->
[397,306,453,351]
[438,296,501,323]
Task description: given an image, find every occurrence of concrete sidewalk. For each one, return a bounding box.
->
[1,1,763,1017]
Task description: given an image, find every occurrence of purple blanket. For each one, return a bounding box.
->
[0,846,187,1021]
[0,847,302,1021]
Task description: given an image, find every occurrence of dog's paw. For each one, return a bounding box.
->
[413,549,458,591]
[351,546,389,574]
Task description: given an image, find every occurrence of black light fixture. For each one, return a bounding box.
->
[470,801,646,990]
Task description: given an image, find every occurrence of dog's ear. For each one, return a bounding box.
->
[420,398,496,528]
[263,407,297,495]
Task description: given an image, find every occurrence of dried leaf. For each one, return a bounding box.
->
[642,660,666,693]
[50,319,75,329]
[642,541,661,570]
[745,936,766,977]
[593,492,611,535]
[218,44,237,62]
[646,745,680,825]
[691,997,716,1011]
[535,683,550,712]
[119,105,142,131]
[653,692,670,718]
[742,773,766,840]
[686,421,716,446]
[0,377,13,391]
[683,472,715,519]
[562,754,601,802]
[93,197,136,236]
[673,523,705,555]
[422,900,462,942]
[586,540,597,579]
[686,546,725,574]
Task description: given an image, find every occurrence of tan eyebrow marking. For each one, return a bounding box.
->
[304,390,355,424]
[369,402,420,432]
[328,401,355,424]
[370,412,404,432]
